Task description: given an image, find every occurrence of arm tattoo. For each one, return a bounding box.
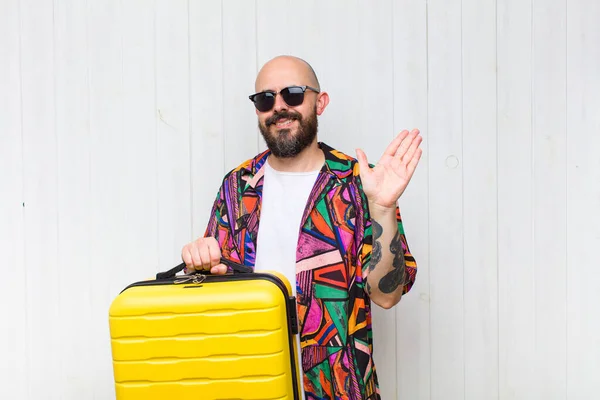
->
[378,230,407,294]
[369,221,383,272]
[373,220,383,239]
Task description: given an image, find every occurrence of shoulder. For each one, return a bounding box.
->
[319,142,363,182]
[220,148,270,183]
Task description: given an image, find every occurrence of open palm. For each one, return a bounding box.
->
[356,129,423,209]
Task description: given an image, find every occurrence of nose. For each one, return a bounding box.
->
[272,92,288,113]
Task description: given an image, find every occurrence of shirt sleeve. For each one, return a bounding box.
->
[390,206,418,295]
[205,187,222,237]
[204,180,237,266]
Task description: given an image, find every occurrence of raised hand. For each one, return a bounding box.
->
[356,129,423,209]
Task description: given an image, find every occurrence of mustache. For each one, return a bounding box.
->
[265,111,302,127]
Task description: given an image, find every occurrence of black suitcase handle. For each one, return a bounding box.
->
[156,258,253,280]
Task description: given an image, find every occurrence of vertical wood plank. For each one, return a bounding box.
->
[354,0,394,159]
[189,0,225,238]
[121,0,158,280]
[20,0,60,398]
[532,0,568,398]
[88,0,124,396]
[566,0,600,397]
[54,0,93,396]
[497,0,535,398]
[307,0,360,155]
[0,0,28,398]
[427,0,465,397]
[222,0,258,171]
[156,0,192,268]
[256,0,291,66]
[282,0,320,56]
[462,0,499,398]
[392,0,431,398]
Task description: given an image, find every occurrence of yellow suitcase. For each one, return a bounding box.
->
[109,260,301,399]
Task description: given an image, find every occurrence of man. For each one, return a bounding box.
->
[181,55,422,400]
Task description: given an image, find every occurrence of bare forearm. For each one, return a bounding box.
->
[365,202,407,309]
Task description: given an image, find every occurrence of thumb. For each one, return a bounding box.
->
[210,264,228,275]
[356,148,370,175]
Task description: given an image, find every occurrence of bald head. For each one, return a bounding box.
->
[252,55,330,161]
[255,55,320,92]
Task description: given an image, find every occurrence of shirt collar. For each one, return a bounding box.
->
[242,142,353,189]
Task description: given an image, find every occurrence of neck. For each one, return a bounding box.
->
[267,140,325,172]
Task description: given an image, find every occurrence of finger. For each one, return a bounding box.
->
[406,148,423,177]
[198,244,211,270]
[190,244,203,269]
[401,135,423,166]
[207,239,222,267]
[210,264,228,275]
[182,246,193,269]
[394,130,419,159]
[383,130,409,157]
[355,148,370,175]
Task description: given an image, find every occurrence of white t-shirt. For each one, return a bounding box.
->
[253,159,319,400]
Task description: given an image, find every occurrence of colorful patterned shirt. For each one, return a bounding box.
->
[205,142,417,400]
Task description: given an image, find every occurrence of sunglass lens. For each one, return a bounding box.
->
[254,92,275,112]
[281,87,305,107]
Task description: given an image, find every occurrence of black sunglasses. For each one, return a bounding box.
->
[248,85,320,112]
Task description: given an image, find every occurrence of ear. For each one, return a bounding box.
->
[316,92,330,116]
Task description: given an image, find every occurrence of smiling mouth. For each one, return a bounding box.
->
[266,111,301,127]
[274,118,296,129]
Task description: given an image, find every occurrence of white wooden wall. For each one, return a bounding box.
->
[1,0,599,399]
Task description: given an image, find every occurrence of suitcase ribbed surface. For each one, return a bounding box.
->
[109,276,299,400]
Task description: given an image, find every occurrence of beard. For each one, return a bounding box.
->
[258,106,318,158]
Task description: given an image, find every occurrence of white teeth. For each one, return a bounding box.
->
[275,119,293,127]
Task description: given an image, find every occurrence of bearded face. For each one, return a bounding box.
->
[258,105,319,158]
